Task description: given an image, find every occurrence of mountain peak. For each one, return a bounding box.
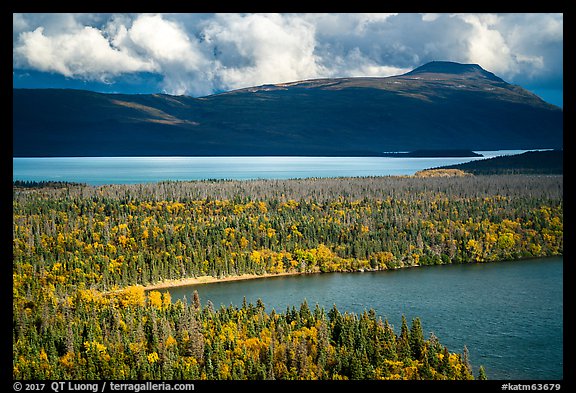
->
[405,61,504,82]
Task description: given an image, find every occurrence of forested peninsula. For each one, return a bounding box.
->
[13,175,562,380]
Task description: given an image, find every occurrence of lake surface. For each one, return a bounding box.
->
[166,257,563,380]
[13,150,530,185]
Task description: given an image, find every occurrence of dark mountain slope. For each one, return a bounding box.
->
[13,61,563,157]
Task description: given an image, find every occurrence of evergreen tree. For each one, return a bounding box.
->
[439,346,453,378]
[349,350,364,380]
[299,299,312,327]
[477,365,488,380]
[419,352,434,379]
[397,315,411,362]
[409,317,425,361]
[381,319,398,360]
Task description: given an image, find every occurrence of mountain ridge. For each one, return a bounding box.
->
[403,60,504,81]
[13,61,563,157]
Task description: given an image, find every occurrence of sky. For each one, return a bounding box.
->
[12,13,564,107]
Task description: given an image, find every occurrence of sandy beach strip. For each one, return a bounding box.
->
[144,271,307,291]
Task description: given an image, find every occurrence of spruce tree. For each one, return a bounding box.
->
[409,317,425,361]
[477,365,488,380]
[397,315,411,362]
[420,352,434,379]
[439,346,453,378]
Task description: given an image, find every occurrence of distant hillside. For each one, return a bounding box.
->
[433,150,563,175]
[13,61,563,157]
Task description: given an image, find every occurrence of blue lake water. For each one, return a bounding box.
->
[167,257,563,381]
[13,150,530,185]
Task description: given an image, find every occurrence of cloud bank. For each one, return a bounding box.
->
[13,13,563,97]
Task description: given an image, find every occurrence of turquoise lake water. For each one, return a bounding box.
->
[13,150,529,185]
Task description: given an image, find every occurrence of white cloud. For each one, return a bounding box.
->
[498,13,562,83]
[421,13,440,22]
[457,14,515,75]
[123,14,214,95]
[453,13,562,86]
[203,13,325,89]
[12,13,563,96]
[13,25,155,80]
[128,14,204,69]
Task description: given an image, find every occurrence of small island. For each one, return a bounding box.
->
[381,149,483,158]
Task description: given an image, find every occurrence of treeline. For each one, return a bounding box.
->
[13,175,561,380]
[13,180,87,189]
[19,174,560,202]
[13,285,483,380]
[434,150,563,175]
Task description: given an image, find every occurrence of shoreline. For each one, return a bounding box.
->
[142,254,562,292]
[144,270,309,291]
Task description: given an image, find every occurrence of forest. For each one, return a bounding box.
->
[13,175,562,380]
[436,149,563,175]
